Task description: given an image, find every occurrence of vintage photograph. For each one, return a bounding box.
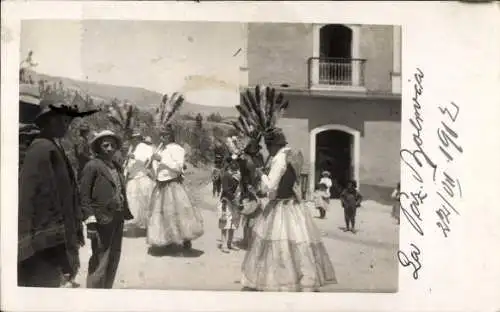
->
[17,20,402,292]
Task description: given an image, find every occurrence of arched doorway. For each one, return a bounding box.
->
[319,25,353,86]
[310,125,360,198]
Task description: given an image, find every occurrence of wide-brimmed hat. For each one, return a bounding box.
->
[321,171,331,177]
[35,91,100,123]
[89,130,122,153]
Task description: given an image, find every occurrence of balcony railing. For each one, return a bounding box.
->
[308,57,367,89]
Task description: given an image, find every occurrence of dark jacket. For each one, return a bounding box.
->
[340,188,363,209]
[80,158,133,224]
[18,136,83,276]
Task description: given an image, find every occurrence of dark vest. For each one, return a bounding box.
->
[275,163,297,199]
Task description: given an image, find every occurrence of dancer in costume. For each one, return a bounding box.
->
[233,86,336,292]
[146,93,203,251]
[123,132,155,236]
[241,128,337,291]
[147,124,204,250]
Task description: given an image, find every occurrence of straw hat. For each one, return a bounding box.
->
[89,130,122,153]
[321,171,331,177]
[144,136,153,144]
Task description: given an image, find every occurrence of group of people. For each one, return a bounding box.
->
[18,84,203,289]
[312,171,363,233]
[18,81,342,292]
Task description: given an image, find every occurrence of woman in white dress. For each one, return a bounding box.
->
[147,125,204,250]
[241,128,337,292]
[123,133,155,236]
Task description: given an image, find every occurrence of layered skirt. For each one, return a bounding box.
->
[241,198,337,292]
[124,173,154,233]
[147,179,204,247]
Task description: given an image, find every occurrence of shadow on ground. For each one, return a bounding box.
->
[359,184,396,206]
[147,245,205,258]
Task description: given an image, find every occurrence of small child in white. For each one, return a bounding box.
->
[313,183,330,219]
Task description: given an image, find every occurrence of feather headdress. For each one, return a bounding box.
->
[233,85,289,141]
[107,100,137,139]
[154,92,184,130]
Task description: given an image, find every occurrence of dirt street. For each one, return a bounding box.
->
[74,182,399,292]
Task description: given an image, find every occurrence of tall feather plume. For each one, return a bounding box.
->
[235,86,290,140]
[106,100,136,138]
[154,92,184,128]
[237,116,252,136]
[240,93,260,129]
[246,88,265,130]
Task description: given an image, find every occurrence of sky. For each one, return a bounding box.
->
[20,20,247,107]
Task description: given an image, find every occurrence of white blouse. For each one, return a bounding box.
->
[153,143,185,182]
[260,147,291,199]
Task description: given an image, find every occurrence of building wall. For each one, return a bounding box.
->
[247,23,396,93]
[360,25,394,93]
[247,23,314,89]
[278,93,401,188]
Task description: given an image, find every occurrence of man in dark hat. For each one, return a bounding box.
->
[18,91,97,287]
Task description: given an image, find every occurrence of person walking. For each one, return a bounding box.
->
[18,91,93,287]
[241,128,337,292]
[80,130,134,288]
[147,124,204,251]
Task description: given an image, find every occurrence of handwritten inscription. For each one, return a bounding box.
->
[397,244,422,280]
[398,68,465,280]
[400,68,438,184]
[434,101,463,238]
[398,68,433,280]
[400,189,427,236]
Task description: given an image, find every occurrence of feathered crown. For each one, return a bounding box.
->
[232,85,289,141]
[154,92,184,131]
[107,100,137,138]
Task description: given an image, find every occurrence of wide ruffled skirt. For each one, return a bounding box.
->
[125,174,154,232]
[241,199,337,292]
[147,180,204,247]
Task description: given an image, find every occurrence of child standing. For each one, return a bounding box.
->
[319,171,333,198]
[340,180,363,233]
[313,183,330,219]
[391,183,401,225]
[217,157,242,253]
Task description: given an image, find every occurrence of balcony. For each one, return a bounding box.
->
[308,57,367,91]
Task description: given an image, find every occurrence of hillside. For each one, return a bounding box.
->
[27,70,239,117]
